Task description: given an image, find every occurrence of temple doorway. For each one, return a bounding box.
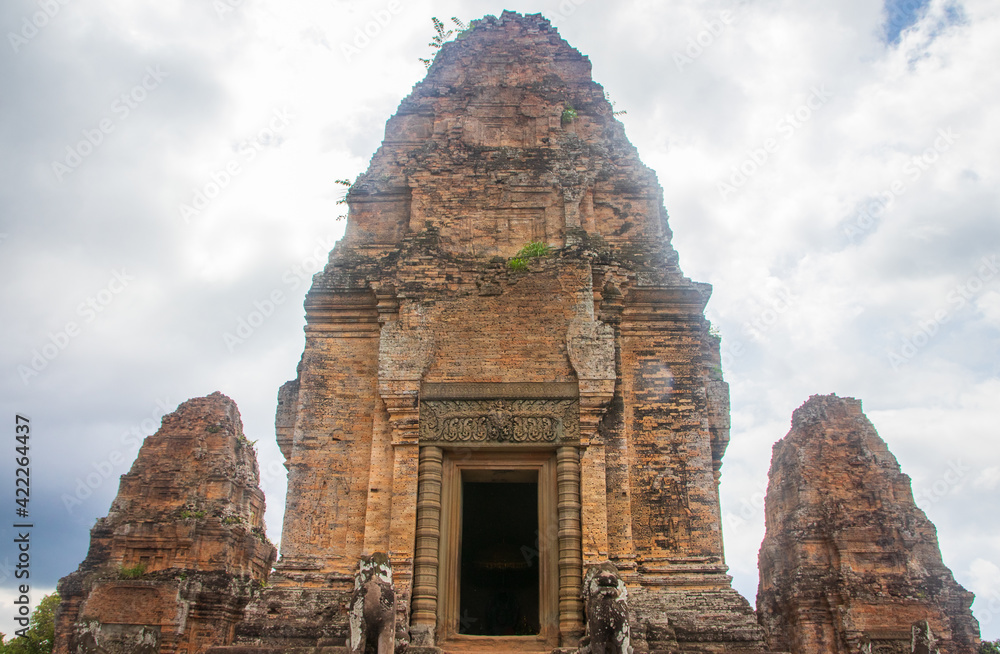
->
[459,477,540,636]
[434,451,561,649]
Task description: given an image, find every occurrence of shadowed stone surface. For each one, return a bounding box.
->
[756,394,980,654]
[54,392,277,654]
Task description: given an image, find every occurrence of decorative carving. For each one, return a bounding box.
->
[579,561,632,654]
[349,553,397,654]
[419,399,579,443]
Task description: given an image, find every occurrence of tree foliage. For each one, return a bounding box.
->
[418,17,472,68]
[0,593,60,654]
[980,640,1000,654]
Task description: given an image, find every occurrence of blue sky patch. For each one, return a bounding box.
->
[884,0,931,43]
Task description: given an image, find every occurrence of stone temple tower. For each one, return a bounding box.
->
[238,11,767,653]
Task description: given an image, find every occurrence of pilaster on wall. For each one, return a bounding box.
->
[277,288,380,576]
[363,282,400,555]
[567,313,617,570]
[578,379,614,568]
[380,380,420,578]
[619,283,730,579]
[376,311,436,630]
[377,377,421,644]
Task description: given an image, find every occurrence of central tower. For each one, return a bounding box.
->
[250,12,768,653]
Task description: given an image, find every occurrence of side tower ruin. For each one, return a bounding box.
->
[756,394,980,654]
[249,12,766,653]
[54,393,276,654]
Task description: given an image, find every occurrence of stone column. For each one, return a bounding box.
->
[410,445,443,646]
[557,445,584,646]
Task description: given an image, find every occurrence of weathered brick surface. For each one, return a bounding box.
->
[54,392,277,654]
[239,11,767,653]
[756,394,981,653]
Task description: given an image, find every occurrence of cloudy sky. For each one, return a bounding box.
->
[1,0,998,641]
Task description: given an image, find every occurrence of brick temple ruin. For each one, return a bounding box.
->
[757,395,980,654]
[55,12,982,654]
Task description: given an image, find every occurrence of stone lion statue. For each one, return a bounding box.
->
[579,561,633,654]
[349,552,396,654]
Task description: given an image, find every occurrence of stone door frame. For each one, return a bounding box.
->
[410,446,582,650]
[439,450,559,648]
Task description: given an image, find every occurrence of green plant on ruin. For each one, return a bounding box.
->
[118,563,147,579]
[179,509,206,520]
[605,90,627,116]
[516,241,551,258]
[206,423,220,433]
[454,18,480,40]
[507,241,551,270]
[222,515,244,526]
[334,178,352,205]
[251,526,270,544]
[334,177,353,221]
[561,104,578,125]
[708,324,722,339]
[418,17,469,69]
[507,258,528,271]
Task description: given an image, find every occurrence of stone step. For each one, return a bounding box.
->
[421,637,558,654]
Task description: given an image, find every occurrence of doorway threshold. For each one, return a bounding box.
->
[438,635,554,653]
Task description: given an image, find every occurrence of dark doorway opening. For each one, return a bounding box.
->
[459,479,540,636]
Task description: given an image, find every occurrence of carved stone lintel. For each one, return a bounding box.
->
[420,399,579,444]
